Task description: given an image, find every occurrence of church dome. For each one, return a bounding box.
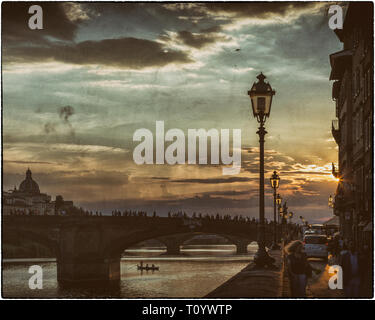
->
[19,168,40,194]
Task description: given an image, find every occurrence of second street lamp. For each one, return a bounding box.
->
[248,72,276,267]
[282,201,288,242]
[276,194,282,224]
[328,194,335,209]
[270,171,280,249]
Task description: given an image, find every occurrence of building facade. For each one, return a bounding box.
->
[329,3,373,249]
[2,168,74,215]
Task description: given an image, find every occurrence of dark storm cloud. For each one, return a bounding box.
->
[171,177,251,184]
[4,37,192,68]
[200,190,250,197]
[2,2,80,44]
[3,160,53,165]
[281,171,330,175]
[200,26,222,33]
[150,177,171,181]
[176,30,226,49]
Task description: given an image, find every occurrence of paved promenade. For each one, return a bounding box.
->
[206,249,284,298]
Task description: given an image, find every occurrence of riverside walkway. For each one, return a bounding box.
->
[206,249,284,297]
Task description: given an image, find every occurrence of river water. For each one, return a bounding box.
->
[2,244,257,298]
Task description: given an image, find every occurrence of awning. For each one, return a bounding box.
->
[329,49,353,80]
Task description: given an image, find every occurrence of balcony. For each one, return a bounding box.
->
[332,119,340,144]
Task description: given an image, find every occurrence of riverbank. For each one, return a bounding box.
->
[206,249,284,297]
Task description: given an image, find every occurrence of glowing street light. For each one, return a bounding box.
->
[248,72,276,266]
[270,171,281,249]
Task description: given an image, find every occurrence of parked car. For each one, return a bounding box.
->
[310,224,326,235]
[303,234,328,261]
[304,229,318,236]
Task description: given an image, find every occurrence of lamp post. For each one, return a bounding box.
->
[288,211,294,240]
[282,201,288,242]
[279,207,284,223]
[270,171,280,249]
[248,72,276,266]
[276,194,282,222]
[328,194,335,213]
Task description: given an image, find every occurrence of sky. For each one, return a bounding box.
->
[2,2,345,223]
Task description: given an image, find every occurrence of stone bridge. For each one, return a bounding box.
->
[3,216,279,286]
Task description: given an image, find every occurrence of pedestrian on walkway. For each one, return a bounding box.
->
[360,244,372,297]
[285,240,313,297]
[331,235,340,258]
[339,241,363,297]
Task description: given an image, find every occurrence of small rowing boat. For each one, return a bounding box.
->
[137,262,159,271]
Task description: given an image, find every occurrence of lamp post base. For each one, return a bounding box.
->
[253,247,275,267]
[270,242,281,250]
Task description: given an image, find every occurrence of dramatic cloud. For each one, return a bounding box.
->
[171,177,251,184]
[163,2,327,25]
[203,2,324,19]
[4,37,192,69]
[2,2,342,223]
[2,2,81,44]
[175,30,227,49]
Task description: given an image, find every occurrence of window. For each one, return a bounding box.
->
[341,120,346,146]
[363,71,368,101]
[353,28,359,48]
[365,119,369,151]
[356,68,360,96]
[353,112,363,143]
[367,69,371,98]
[366,171,373,197]
[359,113,362,141]
[368,116,372,149]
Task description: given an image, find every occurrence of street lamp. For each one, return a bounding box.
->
[282,202,288,222]
[248,72,276,266]
[328,195,334,209]
[282,201,288,242]
[276,194,282,224]
[270,171,280,249]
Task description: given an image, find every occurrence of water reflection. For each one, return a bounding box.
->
[3,244,257,298]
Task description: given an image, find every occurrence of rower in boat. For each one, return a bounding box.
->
[137,261,159,271]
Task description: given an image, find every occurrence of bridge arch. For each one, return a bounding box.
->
[105,230,258,258]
